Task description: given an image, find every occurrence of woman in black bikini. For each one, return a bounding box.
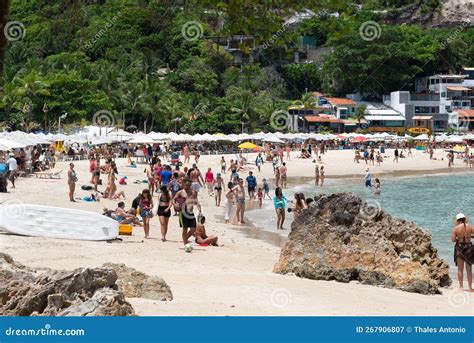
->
[214,173,224,206]
[139,189,154,239]
[452,213,473,291]
[157,185,172,242]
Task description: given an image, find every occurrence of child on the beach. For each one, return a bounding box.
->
[262,178,271,200]
[257,188,263,208]
[195,216,218,246]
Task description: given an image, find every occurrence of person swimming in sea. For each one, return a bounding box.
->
[452,213,473,291]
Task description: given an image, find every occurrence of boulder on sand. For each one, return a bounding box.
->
[273,193,451,294]
[0,253,134,316]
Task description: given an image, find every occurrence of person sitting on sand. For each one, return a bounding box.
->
[115,202,142,226]
[452,213,473,291]
[195,216,218,246]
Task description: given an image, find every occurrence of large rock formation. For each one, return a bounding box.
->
[382,0,473,28]
[103,263,173,301]
[274,193,451,294]
[0,253,135,316]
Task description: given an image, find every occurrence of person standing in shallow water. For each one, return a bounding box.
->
[452,213,473,291]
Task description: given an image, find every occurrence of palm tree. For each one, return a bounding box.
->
[231,90,260,132]
[12,71,50,123]
[0,0,8,74]
[353,104,368,128]
[291,92,316,110]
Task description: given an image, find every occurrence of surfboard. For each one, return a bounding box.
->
[0,204,119,241]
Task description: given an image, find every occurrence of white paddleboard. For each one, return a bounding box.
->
[0,204,119,241]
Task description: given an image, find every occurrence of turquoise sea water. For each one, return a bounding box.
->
[246,172,474,273]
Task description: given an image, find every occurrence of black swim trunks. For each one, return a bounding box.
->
[179,209,196,228]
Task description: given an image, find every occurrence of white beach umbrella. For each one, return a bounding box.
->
[0,137,27,149]
[128,133,156,144]
[414,134,429,141]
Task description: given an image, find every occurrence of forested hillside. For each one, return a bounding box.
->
[0,0,473,133]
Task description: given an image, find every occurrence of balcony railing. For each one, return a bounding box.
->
[410,94,440,101]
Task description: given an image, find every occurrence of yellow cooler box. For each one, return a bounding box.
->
[119,224,133,236]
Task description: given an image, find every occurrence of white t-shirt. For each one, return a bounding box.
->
[6,157,17,171]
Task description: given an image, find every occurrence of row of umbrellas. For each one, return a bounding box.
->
[1,128,473,151]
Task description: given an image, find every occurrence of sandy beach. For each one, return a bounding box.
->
[0,148,473,316]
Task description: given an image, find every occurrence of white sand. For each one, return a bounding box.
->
[0,148,472,316]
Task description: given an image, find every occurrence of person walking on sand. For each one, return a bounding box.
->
[452,213,473,291]
[273,187,288,230]
[255,153,264,172]
[246,171,257,200]
[6,154,18,189]
[220,156,226,174]
[139,189,154,239]
[157,185,172,242]
[232,178,246,225]
[214,172,224,206]
[274,165,281,188]
[286,144,291,160]
[204,167,214,196]
[279,162,287,189]
[183,144,190,164]
[173,179,201,244]
[364,168,372,188]
[319,166,325,187]
[67,163,77,202]
[393,148,399,163]
[92,158,101,192]
[224,182,235,224]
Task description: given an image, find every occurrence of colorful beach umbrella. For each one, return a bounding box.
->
[238,142,257,149]
[353,136,368,142]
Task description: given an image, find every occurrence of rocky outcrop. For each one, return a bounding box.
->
[274,193,451,294]
[103,263,173,301]
[383,0,473,28]
[0,253,134,316]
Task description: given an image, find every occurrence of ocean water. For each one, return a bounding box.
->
[246,173,474,272]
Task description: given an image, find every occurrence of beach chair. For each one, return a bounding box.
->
[35,169,63,179]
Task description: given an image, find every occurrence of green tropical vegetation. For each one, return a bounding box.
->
[0,0,472,133]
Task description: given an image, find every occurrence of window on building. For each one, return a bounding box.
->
[441,92,446,97]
